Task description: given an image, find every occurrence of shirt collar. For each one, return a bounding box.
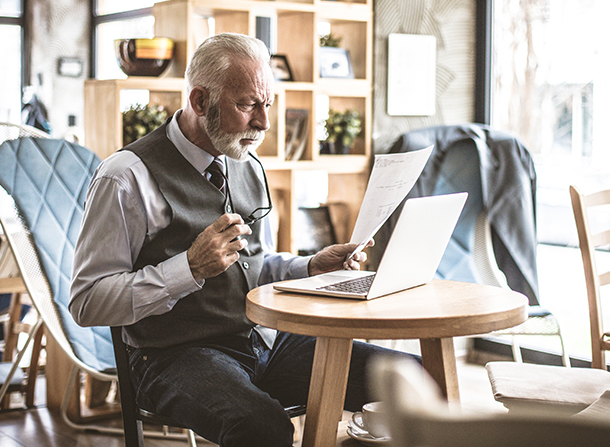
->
[166,109,226,175]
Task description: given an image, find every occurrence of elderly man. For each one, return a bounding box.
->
[70,33,409,446]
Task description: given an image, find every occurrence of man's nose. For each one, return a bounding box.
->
[251,105,270,132]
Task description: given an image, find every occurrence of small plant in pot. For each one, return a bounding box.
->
[322,109,362,155]
[320,33,342,48]
[122,103,168,145]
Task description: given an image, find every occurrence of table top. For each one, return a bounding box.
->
[246,279,528,340]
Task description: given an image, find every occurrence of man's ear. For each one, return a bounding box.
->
[189,86,209,116]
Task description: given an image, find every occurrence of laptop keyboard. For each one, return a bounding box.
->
[317,274,376,294]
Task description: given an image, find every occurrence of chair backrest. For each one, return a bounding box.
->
[570,185,610,370]
[0,122,50,310]
[0,137,115,375]
[371,356,610,447]
[0,122,50,146]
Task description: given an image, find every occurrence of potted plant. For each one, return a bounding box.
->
[320,33,342,48]
[322,109,362,155]
[122,103,168,145]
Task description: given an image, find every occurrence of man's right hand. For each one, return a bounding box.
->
[187,213,251,282]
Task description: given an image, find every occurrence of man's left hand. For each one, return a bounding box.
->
[308,239,374,276]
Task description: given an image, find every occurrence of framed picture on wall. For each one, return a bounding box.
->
[270,54,294,81]
[319,47,354,78]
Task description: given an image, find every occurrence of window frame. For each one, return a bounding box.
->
[0,0,28,98]
[475,0,492,125]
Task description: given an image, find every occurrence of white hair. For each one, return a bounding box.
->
[185,33,271,102]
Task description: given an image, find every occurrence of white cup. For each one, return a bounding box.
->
[361,401,389,438]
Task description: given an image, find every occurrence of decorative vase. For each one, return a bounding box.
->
[115,37,174,77]
[334,137,350,154]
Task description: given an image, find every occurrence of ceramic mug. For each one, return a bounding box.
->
[357,401,390,438]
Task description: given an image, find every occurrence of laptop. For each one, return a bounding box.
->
[273,192,468,300]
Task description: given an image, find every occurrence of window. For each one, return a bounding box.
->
[91,1,154,80]
[493,0,610,243]
[491,0,610,362]
[0,0,24,123]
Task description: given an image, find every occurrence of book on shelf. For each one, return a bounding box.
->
[285,108,309,161]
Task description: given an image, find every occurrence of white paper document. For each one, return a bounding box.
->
[348,145,433,257]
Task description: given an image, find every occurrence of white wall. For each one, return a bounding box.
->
[372,0,476,153]
[28,0,89,140]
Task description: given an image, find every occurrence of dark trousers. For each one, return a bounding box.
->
[128,330,418,447]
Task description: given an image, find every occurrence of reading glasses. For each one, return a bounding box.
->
[217,152,273,226]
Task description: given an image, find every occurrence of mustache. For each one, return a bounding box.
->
[239,130,264,141]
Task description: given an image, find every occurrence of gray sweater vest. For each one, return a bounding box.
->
[122,120,266,348]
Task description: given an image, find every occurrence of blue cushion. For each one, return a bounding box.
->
[0,137,115,372]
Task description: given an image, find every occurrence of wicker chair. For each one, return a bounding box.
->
[0,122,50,408]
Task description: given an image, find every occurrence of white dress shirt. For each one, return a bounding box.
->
[69,110,310,348]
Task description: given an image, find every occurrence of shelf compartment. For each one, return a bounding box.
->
[277,12,316,83]
[84,77,185,160]
[315,18,371,81]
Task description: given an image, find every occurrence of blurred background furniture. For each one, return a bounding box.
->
[0,246,41,410]
[486,361,610,415]
[294,205,337,256]
[485,184,610,414]
[370,124,569,365]
[372,356,610,447]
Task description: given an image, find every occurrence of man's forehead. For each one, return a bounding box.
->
[223,60,274,99]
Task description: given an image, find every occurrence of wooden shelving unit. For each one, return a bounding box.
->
[84,77,185,160]
[84,0,373,253]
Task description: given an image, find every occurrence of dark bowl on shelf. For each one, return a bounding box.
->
[115,37,174,77]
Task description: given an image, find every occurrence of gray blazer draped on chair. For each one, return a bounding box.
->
[372,124,539,306]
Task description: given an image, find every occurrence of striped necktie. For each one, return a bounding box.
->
[207,158,226,195]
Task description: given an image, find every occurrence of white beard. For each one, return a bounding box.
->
[204,103,264,161]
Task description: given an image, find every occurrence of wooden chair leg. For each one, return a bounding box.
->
[25,322,44,407]
[1,292,22,409]
[3,292,22,359]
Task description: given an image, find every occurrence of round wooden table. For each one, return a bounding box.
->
[246,279,528,447]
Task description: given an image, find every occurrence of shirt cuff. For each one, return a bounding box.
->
[289,255,312,278]
[163,251,204,302]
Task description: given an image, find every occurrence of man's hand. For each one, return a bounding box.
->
[187,214,251,282]
[308,239,374,276]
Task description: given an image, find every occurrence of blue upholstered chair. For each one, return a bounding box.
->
[0,122,50,408]
[0,137,202,445]
[0,137,119,423]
